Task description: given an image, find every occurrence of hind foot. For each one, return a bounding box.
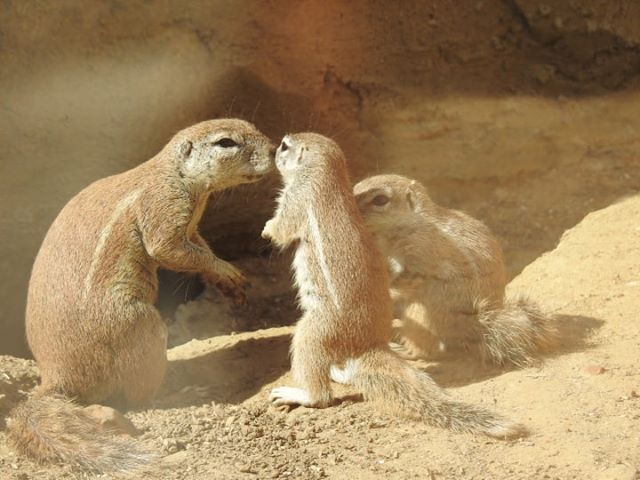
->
[269,387,332,408]
[269,387,313,407]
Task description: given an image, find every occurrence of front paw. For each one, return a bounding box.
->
[215,279,247,306]
[261,219,276,241]
[202,262,249,305]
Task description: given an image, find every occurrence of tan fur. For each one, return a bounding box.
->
[354,174,557,367]
[9,119,274,472]
[8,396,152,473]
[263,133,526,439]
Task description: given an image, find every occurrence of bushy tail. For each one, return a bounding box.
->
[476,296,558,368]
[352,348,527,439]
[7,395,153,474]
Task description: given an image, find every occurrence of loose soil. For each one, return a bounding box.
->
[1,195,639,479]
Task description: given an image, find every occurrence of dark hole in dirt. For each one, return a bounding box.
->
[158,250,301,350]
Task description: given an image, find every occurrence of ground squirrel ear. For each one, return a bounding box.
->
[406,181,420,212]
[179,140,193,158]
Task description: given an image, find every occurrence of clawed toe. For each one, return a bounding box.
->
[269,386,312,407]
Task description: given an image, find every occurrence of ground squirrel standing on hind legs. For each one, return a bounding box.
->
[262,133,526,439]
[354,174,557,367]
[8,119,274,473]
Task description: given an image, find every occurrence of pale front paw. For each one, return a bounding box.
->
[261,219,276,240]
[269,386,311,407]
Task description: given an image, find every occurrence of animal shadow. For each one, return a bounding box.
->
[423,313,604,388]
[547,313,605,357]
[154,331,292,409]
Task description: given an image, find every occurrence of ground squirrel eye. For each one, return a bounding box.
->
[214,138,239,148]
[371,194,390,207]
[280,140,289,152]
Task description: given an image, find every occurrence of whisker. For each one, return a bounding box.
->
[251,100,262,124]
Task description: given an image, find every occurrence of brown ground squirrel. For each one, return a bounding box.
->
[262,133,525,439]
[353,174,557,367]
[8,119,274,473]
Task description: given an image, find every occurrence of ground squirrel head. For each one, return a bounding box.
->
[275,133,346,184]
[354,174,435,231]
[167,118,275,191]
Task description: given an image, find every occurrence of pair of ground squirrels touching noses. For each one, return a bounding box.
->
[8,118,557,473]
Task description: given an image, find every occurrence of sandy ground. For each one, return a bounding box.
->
[1,193,639,479]
[1,1,640,478]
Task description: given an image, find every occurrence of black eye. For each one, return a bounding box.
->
[214,138,239,148]
[280,140,289,152]
[371,194,390,207]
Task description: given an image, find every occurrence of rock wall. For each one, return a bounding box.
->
[2,0,640,356]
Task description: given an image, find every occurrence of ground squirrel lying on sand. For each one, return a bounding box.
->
[262,133,526,439]
[354,174,557,366]
[8,119,274,473]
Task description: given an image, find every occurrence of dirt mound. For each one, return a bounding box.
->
[1,195,639,479]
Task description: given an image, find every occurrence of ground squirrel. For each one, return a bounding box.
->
[8,119,274,473]
[354,174,557,367]
[262,133,525,438]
